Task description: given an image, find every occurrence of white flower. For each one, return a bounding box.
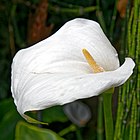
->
[11,18,135,121]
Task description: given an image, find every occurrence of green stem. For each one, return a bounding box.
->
[109,0,118,41]
[103,91,114,140]
[49,5,97,14]
[97,96,104,140]
[58,124,76,136]
[114,89,123,140]
[96,0,107,33]
[76,128,83,140]
[11,4,26,48]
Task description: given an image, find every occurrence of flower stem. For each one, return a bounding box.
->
[103,90,114,140]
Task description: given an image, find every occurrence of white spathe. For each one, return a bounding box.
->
[11,18,135,118]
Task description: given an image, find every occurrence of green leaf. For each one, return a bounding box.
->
[42,106,68,123]
[15,121,65,140]
[0,98,23,140]
[24,114,48,125]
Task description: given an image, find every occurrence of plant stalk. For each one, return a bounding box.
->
[97,96,104,140]
[103,91,114,140]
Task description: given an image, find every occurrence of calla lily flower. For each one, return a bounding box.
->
[11,18,135,121]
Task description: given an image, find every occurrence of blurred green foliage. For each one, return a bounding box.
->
[15,121,65,140]
[0,99,23,140]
